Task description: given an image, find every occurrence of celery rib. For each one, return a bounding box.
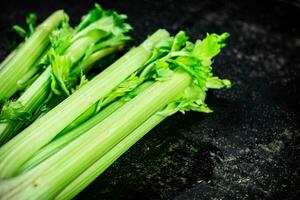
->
[0,48,18,71]
[0,67,51,145]
[19,81,154,172]
[56,112,166,200]
[19,100,125,173]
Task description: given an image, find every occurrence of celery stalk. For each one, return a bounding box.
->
[56,112,166,200]
[0,48,18,71]
[79,46,126,74]
[0,67,51,145]
[19,81,154,172]
[19,100,125,173]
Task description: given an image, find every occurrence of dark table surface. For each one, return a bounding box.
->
[0,0,299,199]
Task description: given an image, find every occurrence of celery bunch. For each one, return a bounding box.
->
[0,29,231,199]
[0,3,232,200]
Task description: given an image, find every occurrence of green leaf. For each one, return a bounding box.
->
[154,67,174,81]
[71,75,89,93]
[76,4,105,32]
[151,60,174,81]
[169,59,205,88]
[183,83,206,104]
[139,37,173,78]
[11,25,27,38]
[149,32,231,116]
[171,31,188,52]
[0,101,31,123]
[49,20,74,55]
[206,77,232,89]
[48,5,133,98]
[11,13,38,40]
[183,103,213,113]
[158,82,212,116]
[49,49,72,96]
[73,4,132,43]
[183,41,194,52]
[192,32,230,65]
[26,13,37,35]
[100,73,142,108]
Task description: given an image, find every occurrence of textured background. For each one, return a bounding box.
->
[0,0,299,199]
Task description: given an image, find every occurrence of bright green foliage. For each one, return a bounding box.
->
[137,31,231,117]
[74,4,131,37]
[49,4,132,97]
[0,102,31,123]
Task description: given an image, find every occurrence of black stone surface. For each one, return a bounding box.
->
[0,0,299,199]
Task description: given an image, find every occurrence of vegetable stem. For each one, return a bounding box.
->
[57,111,166,200]
[19,100,125,173]
[19,81,154,172]
[0,67,51,145]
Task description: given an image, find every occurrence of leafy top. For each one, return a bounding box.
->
[11,13,38,39]
[140,31,232,116]
[48,3,132,97]
[93,30,232,119]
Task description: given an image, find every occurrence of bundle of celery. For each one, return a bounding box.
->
[0,27,231,199]
[0,4,131,145]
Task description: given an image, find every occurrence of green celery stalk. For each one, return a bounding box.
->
[56,111,166,200]
[0,48,18,71]
[19,81,154,172]
[0,13,39,72]
[62,30,108,66]
[0,29,169,178]
[0,67,51,145]
[19,100,125,173]
[0,10,66,101]
[0,70,191,200]
[59,52,142,134]
[78,45,126,74]
[16,58,44,88]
